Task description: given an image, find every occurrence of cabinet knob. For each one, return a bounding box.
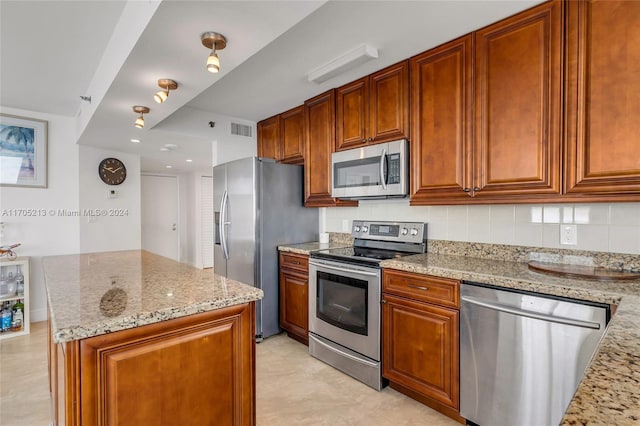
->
[368,137,373,142]
[362,139,367,143]
[463,187,471,193]
[473,187,480,192]
[381,299,387,304]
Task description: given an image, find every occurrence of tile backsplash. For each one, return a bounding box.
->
[323,200,640,255]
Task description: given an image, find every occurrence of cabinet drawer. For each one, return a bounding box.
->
[383,269,459,308]
[279,252,309,273]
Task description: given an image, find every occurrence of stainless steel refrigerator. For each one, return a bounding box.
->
[214,157,318,340]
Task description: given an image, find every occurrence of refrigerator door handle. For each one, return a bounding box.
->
[220,190,230,260]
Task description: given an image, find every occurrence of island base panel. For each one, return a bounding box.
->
[50,302,256,426]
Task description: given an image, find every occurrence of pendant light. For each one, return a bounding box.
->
[132,106,150,128]
[154,79,178,104]
[201,32,227,73]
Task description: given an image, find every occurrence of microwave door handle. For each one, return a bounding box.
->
[379,148,387,189]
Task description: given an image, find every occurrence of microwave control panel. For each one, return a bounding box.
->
[387,153,401,184]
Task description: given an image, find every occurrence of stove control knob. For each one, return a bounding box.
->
[354,226,361,232]
[401,228,408,235]
[410,228,419,236]
[362,226,369,233]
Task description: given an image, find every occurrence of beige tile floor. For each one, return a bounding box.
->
[1,322,458,426]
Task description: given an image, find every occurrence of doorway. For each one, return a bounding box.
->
[141,174,179,261]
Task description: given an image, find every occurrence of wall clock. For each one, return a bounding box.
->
[98,157,127,185]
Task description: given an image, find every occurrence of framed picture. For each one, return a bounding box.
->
[0,113,48,188]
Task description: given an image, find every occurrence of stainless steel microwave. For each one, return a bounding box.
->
[331,139,409,199]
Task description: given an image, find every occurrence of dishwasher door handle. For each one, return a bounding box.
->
[461,296,602,330]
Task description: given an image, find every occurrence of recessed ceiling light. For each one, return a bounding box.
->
[160,147,169,152]
[186,159,193,163]
[130,138,140,143]
[166,165,173,168]
[164,143,178,150]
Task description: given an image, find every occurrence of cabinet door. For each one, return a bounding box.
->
[474,0,562,197]
[369,60,409,144]
[336,77,369,151]
[78,304,255,426]
[565,0,640,195]
[304,90,358,207]
[257,115,280,160]
[410,35,473,204]
[280,106,305,165]
[279,268,309,345]
[382,294,459,409]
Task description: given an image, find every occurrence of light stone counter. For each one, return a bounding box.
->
[44,250,263,344]
[381,252,640,426]
[278,241,349,255]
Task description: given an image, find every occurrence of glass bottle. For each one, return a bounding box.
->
[0,272,7,297]
[6,271,15,295]
[0,302,12,332]
[15,265,24,296]
[12,300,23,331]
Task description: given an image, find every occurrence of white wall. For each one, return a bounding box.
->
[181,171,213,268]
[0,106,80,321]
[324,200,640,255]
[78,146,141,253]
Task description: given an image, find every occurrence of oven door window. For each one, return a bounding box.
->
[333,157,385,188]
[316,271,368,335]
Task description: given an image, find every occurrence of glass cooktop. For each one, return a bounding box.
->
[310,246,416,267]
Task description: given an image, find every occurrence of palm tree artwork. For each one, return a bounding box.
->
[0,124,35,179]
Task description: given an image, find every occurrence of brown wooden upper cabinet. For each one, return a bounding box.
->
[257,106,305,165]
[410,35,473,204]
[411,0,562,204]
[336,61,410,151]
[304,90,358,207]
[257,115,280,160]
[564,0,640,197]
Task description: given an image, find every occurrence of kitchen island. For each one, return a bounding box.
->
[44,250,262,426]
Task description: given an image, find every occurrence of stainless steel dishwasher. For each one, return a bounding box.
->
[460,282,609,426]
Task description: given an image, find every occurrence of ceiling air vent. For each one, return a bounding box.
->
[231,122,252,137]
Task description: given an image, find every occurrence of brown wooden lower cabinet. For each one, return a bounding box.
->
[279,252,309,345]
[49,303,256,426]
[382,269,464,424]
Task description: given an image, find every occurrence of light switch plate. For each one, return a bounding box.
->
[342,219,349,232]
[560,224,578,245]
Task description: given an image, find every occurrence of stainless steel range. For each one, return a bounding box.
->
[308,220,427,390]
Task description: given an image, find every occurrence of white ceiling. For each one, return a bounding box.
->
[1,0,543,174]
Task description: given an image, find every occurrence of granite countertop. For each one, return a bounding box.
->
[44,250,263,344]
[381,253,640,425]
[278,241,350,255]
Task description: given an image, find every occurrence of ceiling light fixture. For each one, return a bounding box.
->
[132,106,150,128]
[166,165,173,169]
[130,138,141,143]
[154,79,178,104]
[307,44,379,84]
[201,32,227,73]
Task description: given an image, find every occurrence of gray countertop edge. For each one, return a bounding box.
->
[50,290,263,344]
[278,241,351,255]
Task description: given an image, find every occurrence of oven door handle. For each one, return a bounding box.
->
[309,260,379,277]
[310,334,379,368]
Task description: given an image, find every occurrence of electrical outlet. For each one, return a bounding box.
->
[560,224,578,245]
